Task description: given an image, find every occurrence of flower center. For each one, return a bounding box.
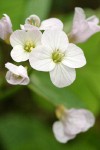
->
[52,50,65,63]
[28,19,36,26]
[13,74,22,79]
[24,41,35,52]
[27,15,40,27]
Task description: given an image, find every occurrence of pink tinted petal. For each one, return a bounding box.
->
[69,7,100,43]
[64,108,95,135]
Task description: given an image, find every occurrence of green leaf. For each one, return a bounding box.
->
[69,32,100,115]
[0,114,98,150]
[24,0,52,20]
[0,0,52,29]
[29,71,85,108]
[0,0,25,29]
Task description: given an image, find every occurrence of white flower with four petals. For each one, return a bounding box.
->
[29,30,86,88]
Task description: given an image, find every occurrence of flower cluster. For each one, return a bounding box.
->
[1,7,100,88]
[0,7,97,143]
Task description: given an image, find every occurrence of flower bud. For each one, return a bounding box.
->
[0,14,13,44]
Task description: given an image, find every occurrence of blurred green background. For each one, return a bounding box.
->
[0,0,100,150]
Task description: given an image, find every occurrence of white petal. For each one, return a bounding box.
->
[11,45,29,62]
[50,64,76,88]
[72,7,86,29]
[0,22,4,39]
[40,18,63,30]
[20,24,39,31]
[17,65,28,77]
[25,30,42,46]
[5,62,28,77]
[62,43,86,68]
[53,121,76,143]
[42,30,69,52]
[0,14,12,41]
[10,30,42,47]
[87,15,99,24]
[5,62,20,75]
[3,14,12,29]
[29,45,55,71]
[10,30,27,46]
[69,21,89,43]
[87,21,100,33]
[64,108,95,135]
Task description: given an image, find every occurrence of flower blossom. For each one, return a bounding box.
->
[21,14,63,31]
[5,62,30,85]
[0,14,13,44]
[53,105,95,143]
[29,30,86,88]
[10,29,42,62]
[68,7,100,43]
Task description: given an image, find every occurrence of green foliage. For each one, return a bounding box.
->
[69,33,100,115]
[24,0,52,20]
[29,71,85,108]
[0,0,52,29]
[0,0,25,29]
[0,114,99,150]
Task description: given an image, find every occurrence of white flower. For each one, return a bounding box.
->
[5,62,30,85]
[29,30,86,88]
[53,106,95,143]
[0,14,13,43]
[68,7,100,43]
[21,14,63,31]
[10,29,42,62]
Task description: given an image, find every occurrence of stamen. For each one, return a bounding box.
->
[52,50,65,63]
[24,41,35,52]
[26,15,40,27]
[13,74,22,79]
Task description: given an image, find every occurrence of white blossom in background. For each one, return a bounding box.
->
[0,14,13,44]
[20,15,40,31]
[5,62,30,85]
[25,15,41,27]
[29,30,86,88]
[53,105,95,143]
[10,29,42,62]
[21,14,63,31]
[68,7,100,43]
